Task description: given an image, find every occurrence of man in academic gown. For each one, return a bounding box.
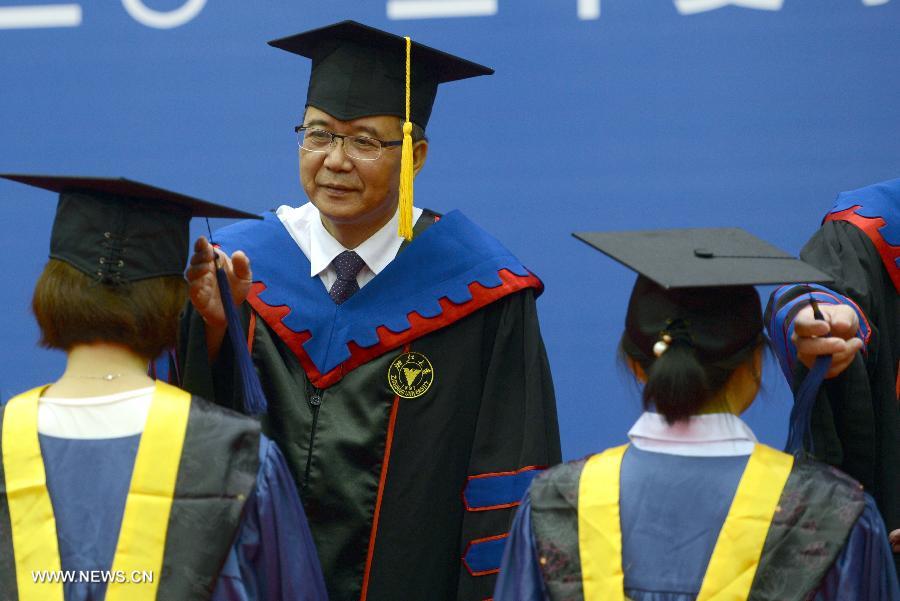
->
[0,175,327,601]
[765,178,899,570]
[180,21,561,601]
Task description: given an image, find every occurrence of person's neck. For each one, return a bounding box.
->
[693,402,738,416]
[694,357,760,417]
[319,204,398,250]
[44,343,154,398]
[694,388,750,417]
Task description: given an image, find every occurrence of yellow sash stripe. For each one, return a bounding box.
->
[106,381,190,601]
[697,444,793,600]
[3,386,63,601]
[578,443,794,601]
[2,381,191,601]
[578,444,628,601]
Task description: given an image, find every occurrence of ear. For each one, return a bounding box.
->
[412,139,429,176]
[751,346,763,384]
[727,346,765,415]
[627,355,648,383]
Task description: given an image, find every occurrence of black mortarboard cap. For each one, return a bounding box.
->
[1,174,260,284]
[268,20,493,129]
[573,227,832,364]
[4,173,269,415]
[573,227,832,289]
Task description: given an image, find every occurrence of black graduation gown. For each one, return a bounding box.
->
[179,209,562,601]
[799,221,899,564]
[767,216,898,572]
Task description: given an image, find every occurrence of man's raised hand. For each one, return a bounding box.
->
[185,236,252,361]
[792,303,863,379]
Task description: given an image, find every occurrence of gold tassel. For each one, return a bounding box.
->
[398,36,414,241]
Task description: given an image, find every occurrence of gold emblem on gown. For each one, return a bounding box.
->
[388,351,434,398]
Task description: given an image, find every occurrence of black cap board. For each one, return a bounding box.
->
[269,20,493,129]
[573,227,832,367]
[1,174,260,284]
[572,227,832,289]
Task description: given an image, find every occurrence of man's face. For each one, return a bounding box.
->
[299,106,405,235]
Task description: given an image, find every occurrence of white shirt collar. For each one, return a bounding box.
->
[308,211,351,278]
[331,205,408,277]
[276,202,421,280]
[627,411,758,457]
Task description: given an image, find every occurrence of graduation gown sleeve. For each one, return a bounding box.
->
[211,435,328,601]
[493,495,547,601]
[765,220,899,562]
[456,289,561,599]
[178,300,251,413]
[813,494,900,601]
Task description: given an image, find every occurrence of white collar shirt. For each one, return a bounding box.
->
[276,202,423,291]
[627,411,758,457]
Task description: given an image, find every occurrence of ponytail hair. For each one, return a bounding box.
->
[621,277,765,423]
[642,340,710,423]
[621,331,763,425]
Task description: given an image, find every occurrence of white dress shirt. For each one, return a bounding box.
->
[276,202,424,292]
[627,411,758,457]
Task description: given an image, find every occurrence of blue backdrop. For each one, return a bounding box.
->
[1,0,898,460]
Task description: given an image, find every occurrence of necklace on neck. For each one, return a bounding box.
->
[68,373,124,381]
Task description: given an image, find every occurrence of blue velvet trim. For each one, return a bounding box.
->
[148,349,179,385]
[213,210,536,375]
[150,351,170,381]
[464,469,542,511]
[828,177,900,270]
[465,536,508,575]
[768,284,869,381]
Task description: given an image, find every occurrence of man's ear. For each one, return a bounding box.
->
[412,140,428,176]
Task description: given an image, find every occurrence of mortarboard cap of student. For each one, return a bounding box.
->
[573,226,833,360]
[0,174,260,284]
[268,20,493,239]
[573,227,833,424]
[1,174,266,412]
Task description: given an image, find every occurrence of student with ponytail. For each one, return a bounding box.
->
[495,228,899,601]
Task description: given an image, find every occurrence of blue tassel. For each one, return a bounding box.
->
[167,348,180,385]
[784,354,830,456]
[784,295,832,456]
[215,265,268,415]
[147,348,179,384]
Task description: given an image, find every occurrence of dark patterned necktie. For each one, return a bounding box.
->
[328,250,366,305]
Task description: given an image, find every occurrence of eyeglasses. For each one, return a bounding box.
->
[294,126,402,161]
